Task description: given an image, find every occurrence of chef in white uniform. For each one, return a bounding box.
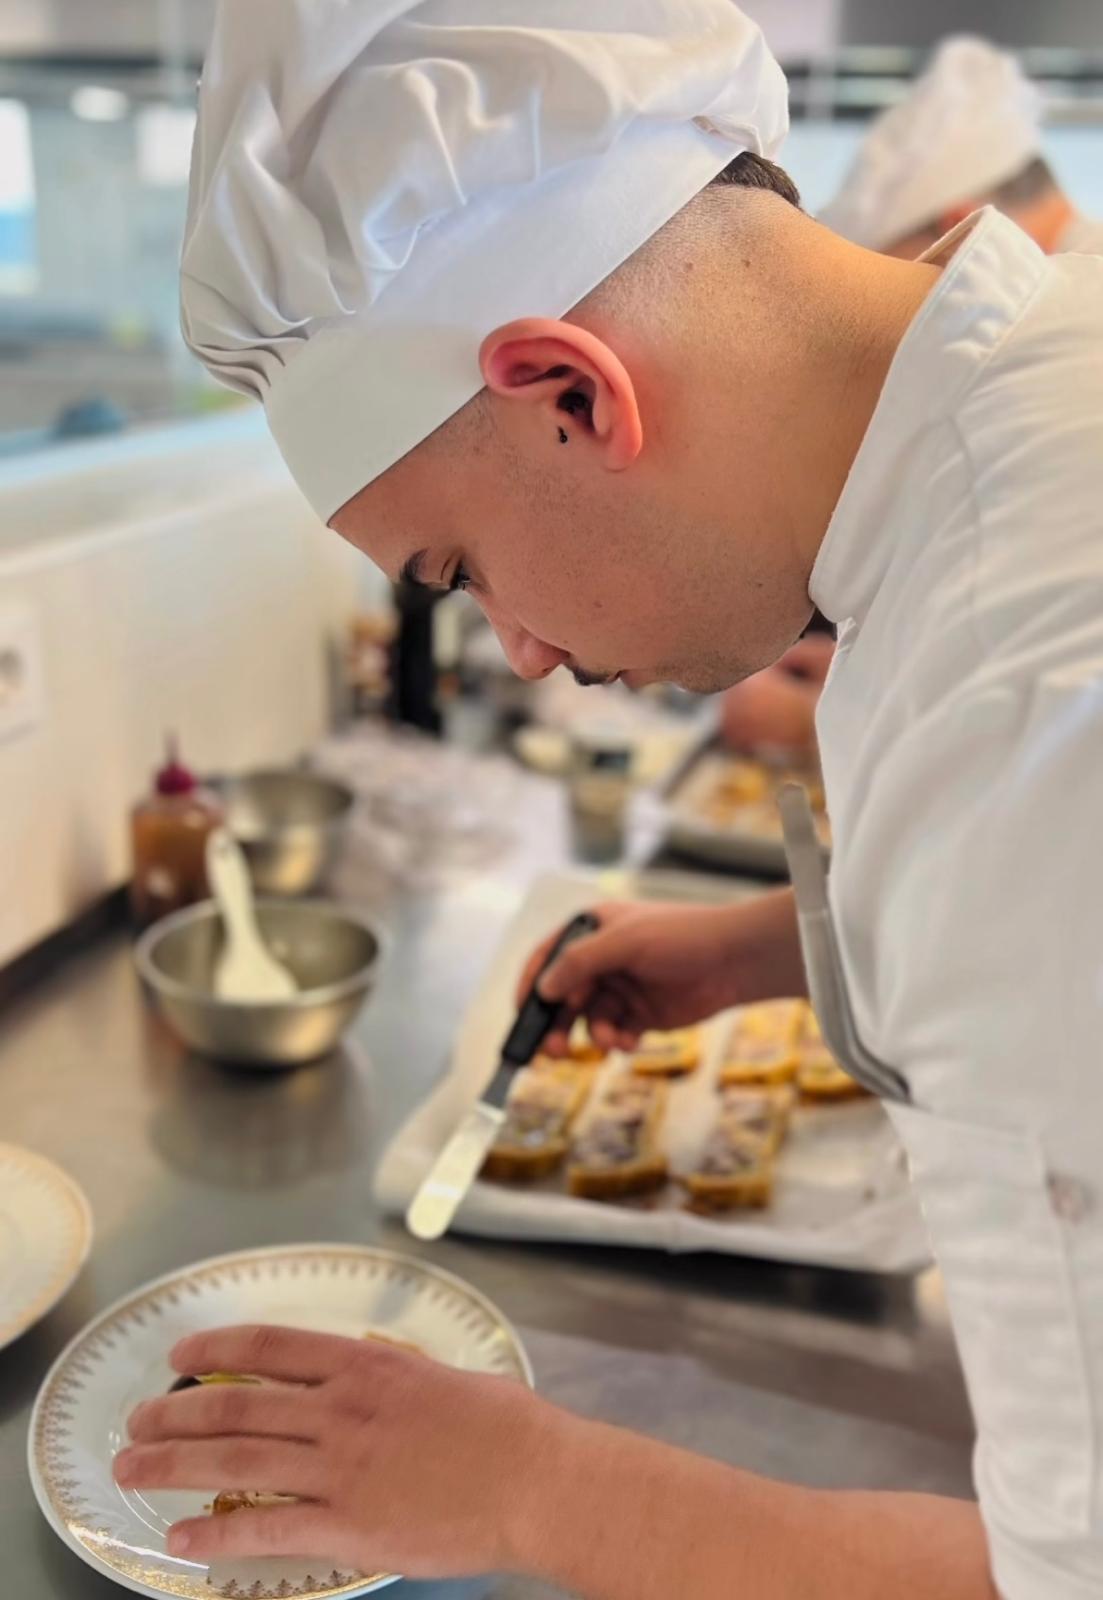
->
[821,34,1103,259]
[114,4,1103,1597]
[725,34,1102,760]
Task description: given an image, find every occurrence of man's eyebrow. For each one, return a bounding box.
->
[399,548,430,588]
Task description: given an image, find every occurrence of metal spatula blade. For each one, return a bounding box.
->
[406,912,601,1241]
[777,784,909,1104]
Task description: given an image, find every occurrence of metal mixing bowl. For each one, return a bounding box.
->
[135,899,383,1067]
[215,770,355,896]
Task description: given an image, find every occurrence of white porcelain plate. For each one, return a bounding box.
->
[29,1243,533,1600]
[0,1142,92,1351]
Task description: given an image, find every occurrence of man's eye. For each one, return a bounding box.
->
[449,564,473,593]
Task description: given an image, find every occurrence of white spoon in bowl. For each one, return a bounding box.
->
[205,829,297,1003]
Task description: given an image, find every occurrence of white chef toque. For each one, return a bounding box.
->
[181,1,789,523]
[819,35,1043,253]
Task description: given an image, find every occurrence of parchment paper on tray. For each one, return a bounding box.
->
[374,873,929,1273]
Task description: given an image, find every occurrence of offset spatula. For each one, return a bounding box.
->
[406,911,601,1241]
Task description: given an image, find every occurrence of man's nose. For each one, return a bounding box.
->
[491,617,568,681]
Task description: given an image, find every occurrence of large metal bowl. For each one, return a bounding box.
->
[135,899,383,1067]
[215,770,355,896]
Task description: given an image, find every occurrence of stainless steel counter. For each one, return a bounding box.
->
[0,777,973,1600]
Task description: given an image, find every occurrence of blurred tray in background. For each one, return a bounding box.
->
[661,743,830,876]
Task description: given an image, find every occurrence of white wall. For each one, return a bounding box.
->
[0,412,379,965]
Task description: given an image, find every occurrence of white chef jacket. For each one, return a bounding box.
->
[812,207,1103,1599]
[1058,212,1103,256]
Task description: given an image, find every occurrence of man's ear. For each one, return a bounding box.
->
[478,317,643,470]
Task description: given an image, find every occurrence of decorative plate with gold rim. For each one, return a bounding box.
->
[28,1243,533,1600]
[0,1142,92,1351]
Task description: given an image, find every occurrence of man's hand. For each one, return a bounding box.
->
[114,1321,996,1600]
[517,890,806,1056]
[114,1324,563,1579]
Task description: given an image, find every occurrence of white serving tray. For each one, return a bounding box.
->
[375,873,928,1273]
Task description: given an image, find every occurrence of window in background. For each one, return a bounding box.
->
[136,104,197,188]
[70,85,130,123]
[0,99,37,295]
[0,76,237,455]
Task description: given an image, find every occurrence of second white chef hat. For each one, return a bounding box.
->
[819,35,1043,252]
[181,1,789,522]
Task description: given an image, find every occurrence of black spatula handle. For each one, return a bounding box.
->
[499,911,602,1067]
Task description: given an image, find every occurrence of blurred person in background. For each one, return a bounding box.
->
[821,33,1103,260]
[723,31,1103,760]
[718,619,832,756]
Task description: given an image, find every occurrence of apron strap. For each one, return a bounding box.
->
[778,783,911,1105]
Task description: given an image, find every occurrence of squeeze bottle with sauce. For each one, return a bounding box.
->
[129,738,223,929]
